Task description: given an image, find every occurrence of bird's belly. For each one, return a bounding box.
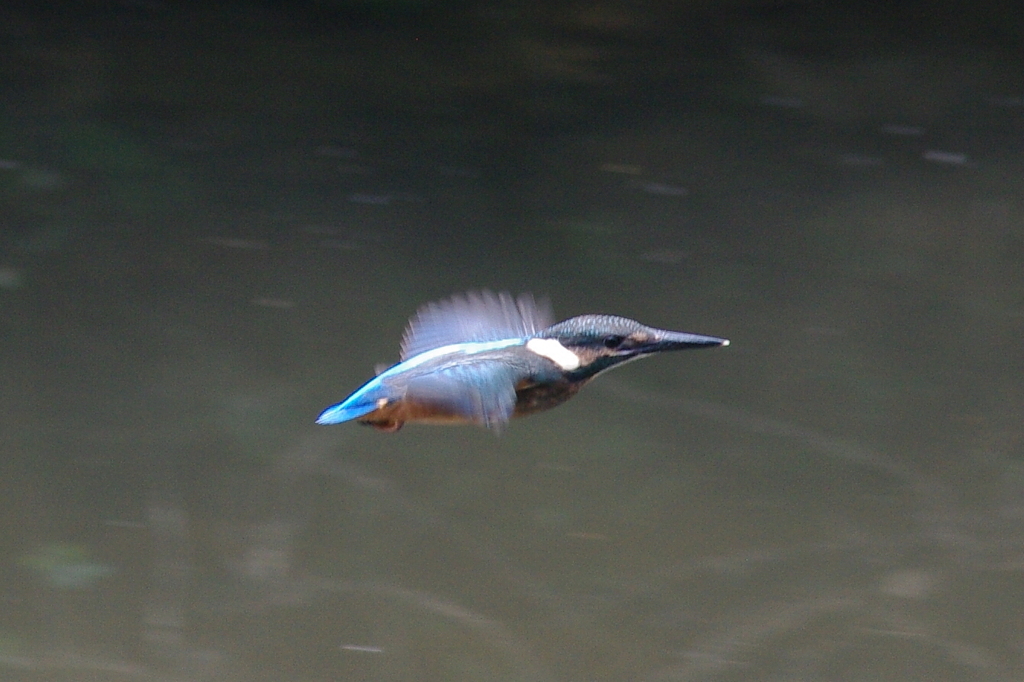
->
[356,399,476,431]
[513,380,585,416]
[356,379,586,431]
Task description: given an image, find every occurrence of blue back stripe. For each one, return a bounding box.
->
[377,338,525,379]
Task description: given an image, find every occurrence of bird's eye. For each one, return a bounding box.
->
[603,335,625,349]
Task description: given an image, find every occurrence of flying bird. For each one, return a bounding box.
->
[317,291,728,432]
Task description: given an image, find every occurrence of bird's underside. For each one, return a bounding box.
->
[357,378,587,432]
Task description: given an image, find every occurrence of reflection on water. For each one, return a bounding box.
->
[2,1,1024,680]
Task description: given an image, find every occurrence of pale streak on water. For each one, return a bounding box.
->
[76,383,1017,681]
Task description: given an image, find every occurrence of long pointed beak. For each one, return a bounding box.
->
[643,329,729,353]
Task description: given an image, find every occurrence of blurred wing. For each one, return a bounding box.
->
[401,291,554,360]
[403,359,524,432]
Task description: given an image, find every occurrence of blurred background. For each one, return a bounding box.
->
[2,0,1024,679]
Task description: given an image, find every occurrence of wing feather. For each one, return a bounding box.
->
[400,291,553,360]
[403,359,524,431]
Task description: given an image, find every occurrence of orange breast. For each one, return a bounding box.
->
[356,399,477,432]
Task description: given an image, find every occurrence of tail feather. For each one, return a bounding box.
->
[316,400,378,424]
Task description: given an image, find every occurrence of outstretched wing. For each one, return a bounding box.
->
[400,291,553,360]
[403,358,526,432]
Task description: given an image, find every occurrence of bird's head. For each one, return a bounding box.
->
[529,314,728,380]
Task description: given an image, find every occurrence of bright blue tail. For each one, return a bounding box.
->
[316,399,378,424]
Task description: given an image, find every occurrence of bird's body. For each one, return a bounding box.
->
[317,291,728,432]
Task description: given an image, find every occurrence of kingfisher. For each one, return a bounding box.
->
[317,291,728,432]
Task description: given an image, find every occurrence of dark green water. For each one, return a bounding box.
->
[2,1,1024,679]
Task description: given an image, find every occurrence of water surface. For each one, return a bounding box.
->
[2,2,1023,680]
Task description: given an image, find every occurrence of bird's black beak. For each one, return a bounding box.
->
[639,329,729,354]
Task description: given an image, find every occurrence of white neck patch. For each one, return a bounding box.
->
[525,337,581,371]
